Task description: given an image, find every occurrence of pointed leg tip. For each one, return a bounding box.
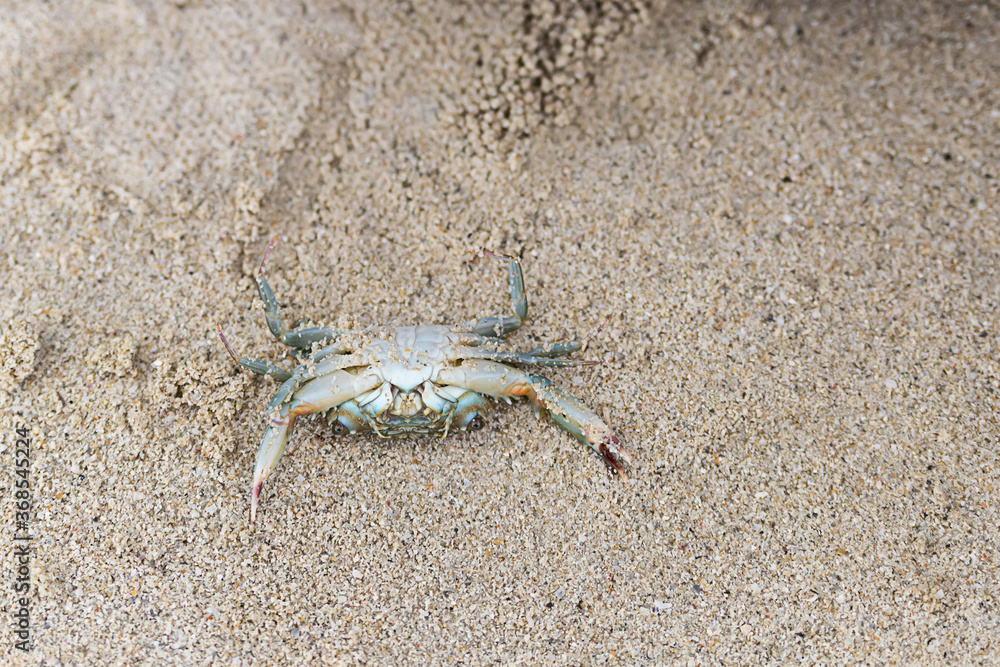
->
[598,434,631,478]
[250,480,263,524]
[217,324,241,364]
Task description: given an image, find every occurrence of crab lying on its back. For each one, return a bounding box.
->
[220,238,629,522]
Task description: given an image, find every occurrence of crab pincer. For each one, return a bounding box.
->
[249,409,296,523]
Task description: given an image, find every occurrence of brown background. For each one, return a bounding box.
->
[1,1,998,663]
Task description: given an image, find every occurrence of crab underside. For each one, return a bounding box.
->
[220,240,630,522]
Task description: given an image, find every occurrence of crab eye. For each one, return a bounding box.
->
[331,420,349,436]
[454,391,490,431]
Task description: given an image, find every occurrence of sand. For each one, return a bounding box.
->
[1,0,998,663]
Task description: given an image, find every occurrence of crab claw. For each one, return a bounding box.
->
[549,404,631,477]
[438,361,631,476]
[594,428,630,477]
[543,387,631,476]
[249,410,296,523]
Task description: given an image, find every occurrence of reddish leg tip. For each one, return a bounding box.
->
[599,435,629,477]
[250,480,264,523]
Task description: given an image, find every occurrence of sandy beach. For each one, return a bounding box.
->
[2,0,998,663]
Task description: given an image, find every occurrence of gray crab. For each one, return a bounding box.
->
[220,238,629,521]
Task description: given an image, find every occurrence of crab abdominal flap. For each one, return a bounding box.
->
[385,367,427,393]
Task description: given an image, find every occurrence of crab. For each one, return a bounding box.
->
[219,237,629,522]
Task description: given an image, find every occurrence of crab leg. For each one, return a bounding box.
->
[437,360,629,475]
[254,236,352,350]
[249,369,382,522]
[458,348,603,367]
[217,324,294,381]
[522,341,581,358]
[237,358,293,381]
[464,250,528,337]
[452,330,586,366]
[258,273,347,349]
[250,407,297,523]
